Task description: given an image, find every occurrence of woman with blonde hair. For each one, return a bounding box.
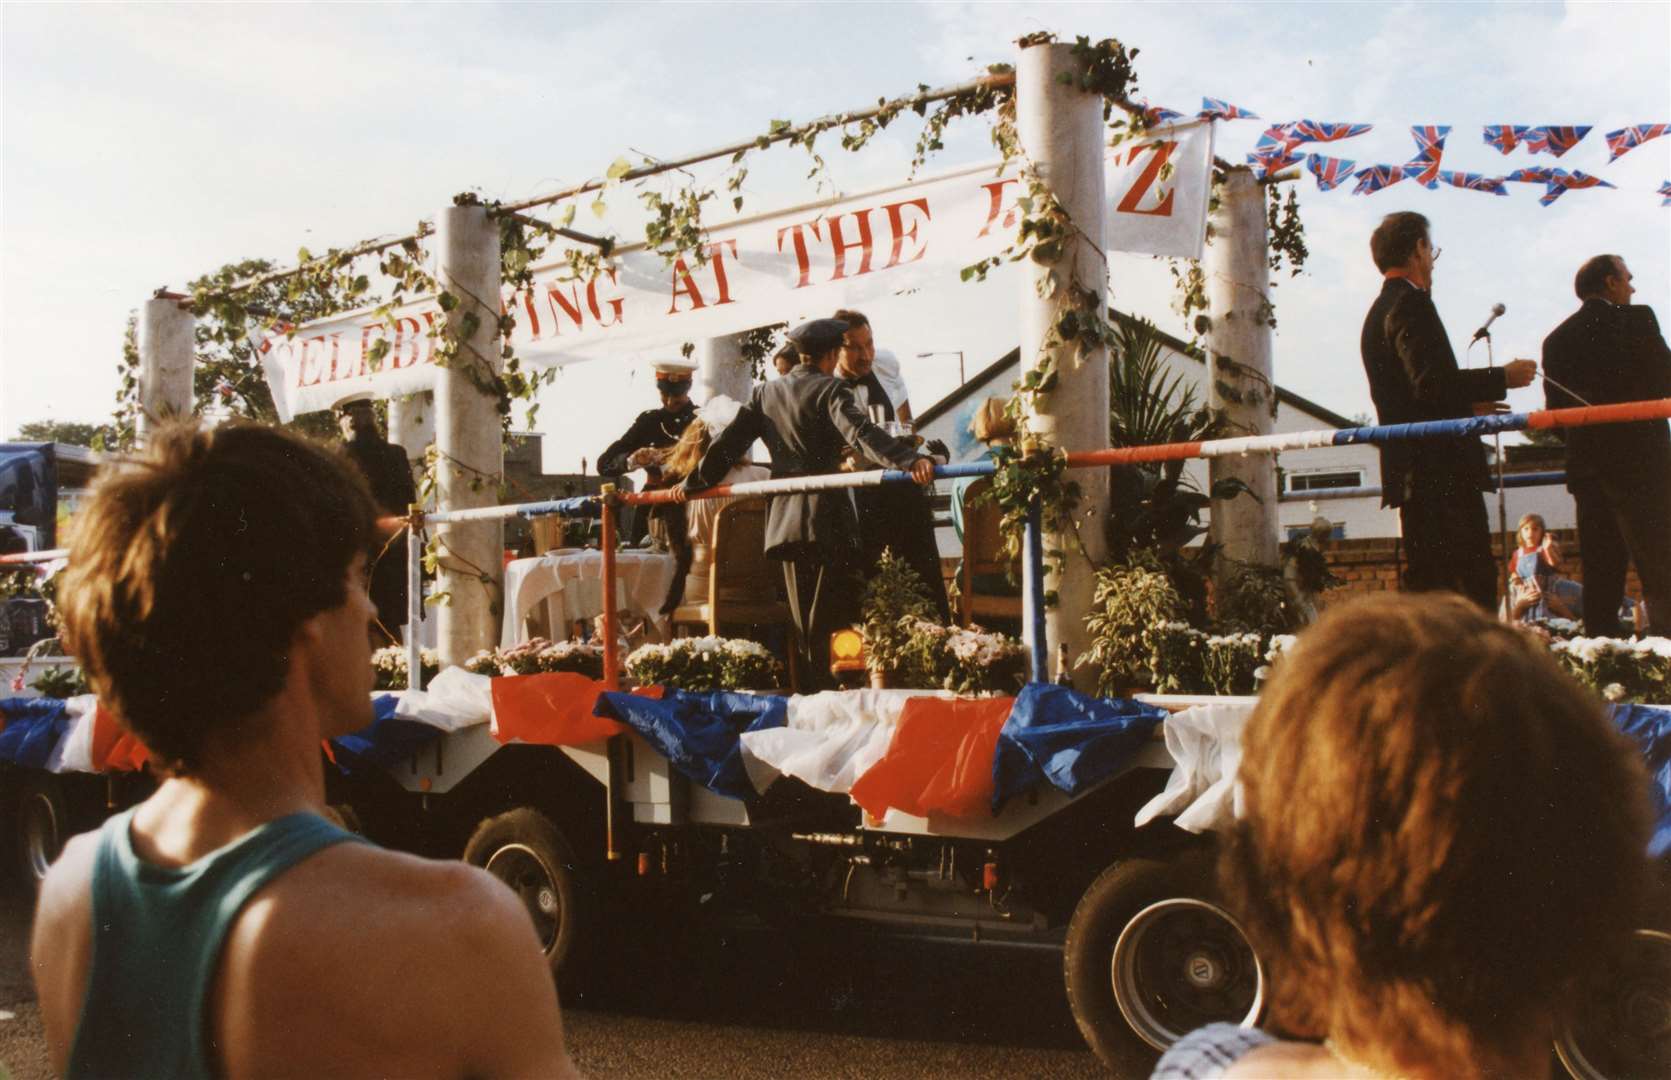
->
[651,396,768,613]
[1155,592,1652,1079]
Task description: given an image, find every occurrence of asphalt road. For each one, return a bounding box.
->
[0,892,1106,1079]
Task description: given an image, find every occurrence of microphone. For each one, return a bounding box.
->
[1472,302,1506,341]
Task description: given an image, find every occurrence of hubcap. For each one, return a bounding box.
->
[1112,897,1265,1052]
[1556,929,1671,1080]
[484,843,562,954]
[19,791,62,882]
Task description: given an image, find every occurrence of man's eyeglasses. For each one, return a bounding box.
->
[1429,245,1442,263]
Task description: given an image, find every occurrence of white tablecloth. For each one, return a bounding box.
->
[501,549,678,647]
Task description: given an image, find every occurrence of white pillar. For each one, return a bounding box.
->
[137,296,195,441]
[1205,168,1280,572]
[387,391,434,480]
[696,333,752,405]
[1016,40,1110,689]
[433,205,504,667]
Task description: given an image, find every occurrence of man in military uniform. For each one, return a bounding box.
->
[598,360,699,545]
[679,319,935,687]
[832,309,950,622]
[337,396,418,642]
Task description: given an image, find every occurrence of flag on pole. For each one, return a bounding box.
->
[1403,126,1451,187]
[1306,154,1357,191]
[1604,124,1671,162]
[1198,97,1259,121]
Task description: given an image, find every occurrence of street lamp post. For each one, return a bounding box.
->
[916,349,966,384]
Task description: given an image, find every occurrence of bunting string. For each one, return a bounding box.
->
[1138,97,1669,206]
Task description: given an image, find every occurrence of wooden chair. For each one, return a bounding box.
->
[957,479,1023,627]
[671,498,800,689]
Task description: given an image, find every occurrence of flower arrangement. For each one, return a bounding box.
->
[1201,632,1265,696]
[939,623,1027,694]
[370,646,442,691]
[463,638,606,680]
[860,550,939,681]
[1550,636,1670,703]
[29,664,88,699]
[624,636,782,691]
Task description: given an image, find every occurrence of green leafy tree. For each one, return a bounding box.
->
[12,420,117,447]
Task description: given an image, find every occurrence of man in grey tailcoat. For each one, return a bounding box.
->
[679,318,935,686]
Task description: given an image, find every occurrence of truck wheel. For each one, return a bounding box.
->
[1064,854,1264,1077]
[1554,928,1671,1080]
[463,808,585,986]
[16,774,69,890]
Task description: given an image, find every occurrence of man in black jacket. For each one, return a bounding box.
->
[598,361,699,544]
[1542,255,1671,636]
[833,309,951,622]
[1359,212,1537,610]
[680,318,935,686]
[337,396,418,642]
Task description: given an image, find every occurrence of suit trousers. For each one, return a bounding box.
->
[782,552,862,692]
[1573,472,1671,637]
[1399,491,1498,613]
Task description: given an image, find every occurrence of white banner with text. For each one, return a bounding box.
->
[262,124,1214,419]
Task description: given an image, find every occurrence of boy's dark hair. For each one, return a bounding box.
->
[58,422,377,772]
[1573,254,1622,300]
[1369,211,1430,273]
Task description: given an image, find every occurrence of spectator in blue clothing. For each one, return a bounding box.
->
[1155,593,1651,1080]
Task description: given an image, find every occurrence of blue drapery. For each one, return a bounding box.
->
[595,690,787,800]
[991,684,1167,811]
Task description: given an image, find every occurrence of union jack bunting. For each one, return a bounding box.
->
[1199,97,1259,121]
[1138,100,1186,127]
[1483,125,1528,154]
[1660,181,1671,207]
[1352,164,1410,195]
[1437,171,1508,196]
[1604,124,1671,162]
[1519,126,1592,157]
[1403,125,1451,188]
[1306,154,1357,192]
[1507,168,1614,206]
[1247,145,1304,178]
[1291,120,1373,144]
[1247,124,1303,177]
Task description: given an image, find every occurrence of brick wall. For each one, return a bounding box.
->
[1319,528,1645,605]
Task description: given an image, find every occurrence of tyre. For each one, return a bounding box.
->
[462,808,587,989]
[1063,853,1264,1077]
[15,773,69,890]
[1554,928,1671,1080]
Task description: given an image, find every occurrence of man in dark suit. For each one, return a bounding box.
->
[680,318,935,686]
[598,361,699,545]
[833,308,951,622]
[1359,212,1537,610]
[1542,254,1671,636]
[337,396,418,642]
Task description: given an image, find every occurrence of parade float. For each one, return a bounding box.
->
[6,31,1670,1078]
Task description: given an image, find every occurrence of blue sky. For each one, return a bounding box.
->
[3,1,1667,466]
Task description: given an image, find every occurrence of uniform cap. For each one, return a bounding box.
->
[333,392,376,413]
[651,359,699,382]
[786,318,849,357]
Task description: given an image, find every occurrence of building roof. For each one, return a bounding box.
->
[913,309,1358,432]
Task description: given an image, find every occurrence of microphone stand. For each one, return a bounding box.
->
[1479,330,1512,614]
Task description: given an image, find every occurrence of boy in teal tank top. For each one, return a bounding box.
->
[32,422,577,1079]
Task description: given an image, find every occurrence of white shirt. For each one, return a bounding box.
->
[871,349,911,416]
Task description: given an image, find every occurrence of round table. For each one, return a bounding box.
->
[501,548,679,647]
